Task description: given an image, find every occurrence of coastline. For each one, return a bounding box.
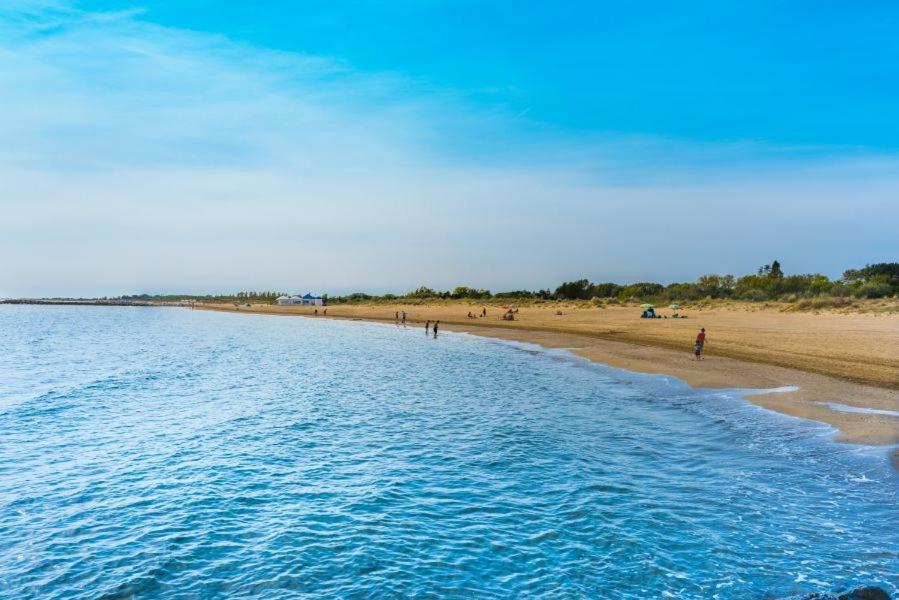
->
[194,302,899,452]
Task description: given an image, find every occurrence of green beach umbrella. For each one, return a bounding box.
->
[640,303,654,309]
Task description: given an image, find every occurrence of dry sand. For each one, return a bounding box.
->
[196,301,899,451]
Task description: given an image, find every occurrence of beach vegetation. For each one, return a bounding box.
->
[621,282,665,300]
[843,262,899,284]
[738,289,768,302]
[320,261,896,305]
[120,261,896,308]
[450,286,492,299]
[553,280,624,300]
[794,296,855,311]
[404,286,442,299]
[855,281,894,299]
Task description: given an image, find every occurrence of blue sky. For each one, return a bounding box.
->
[2,1,897,296]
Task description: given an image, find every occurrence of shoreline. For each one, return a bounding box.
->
[194,302,899,455]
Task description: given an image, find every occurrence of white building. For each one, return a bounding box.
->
[276,293,324,306]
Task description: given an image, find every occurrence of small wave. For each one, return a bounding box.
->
[818,402,899,418]
[1,306,897,599]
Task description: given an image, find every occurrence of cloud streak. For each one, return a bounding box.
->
[1,3,897,297]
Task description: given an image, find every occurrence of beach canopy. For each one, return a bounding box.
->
[669,304,682,309]
[640,303,654,309]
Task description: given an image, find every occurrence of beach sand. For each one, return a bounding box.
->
[196,301,899,449]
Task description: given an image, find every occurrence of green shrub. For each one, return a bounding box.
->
[740,289,768,302]
[807,277,833,296]
[829,283,852,297]
[451,286,491,299]
[855,282,894,299]
[797,296,854,310]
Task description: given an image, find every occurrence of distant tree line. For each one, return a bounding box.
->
[327,261,898,304]
[119,262,897,305]
[121,291,287,302]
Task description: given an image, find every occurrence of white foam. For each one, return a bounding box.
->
[739,385,800,396]
[818,402,899,418]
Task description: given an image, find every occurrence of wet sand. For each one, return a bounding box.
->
[196,301,899,449]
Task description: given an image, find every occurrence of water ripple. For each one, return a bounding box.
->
[0,306,896,599]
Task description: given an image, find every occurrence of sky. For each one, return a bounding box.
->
[2,1,898,297]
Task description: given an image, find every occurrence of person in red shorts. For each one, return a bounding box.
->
[692,328,707,360]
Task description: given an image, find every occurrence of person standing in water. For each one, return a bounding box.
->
[402,311,406,324]
[433,320,439,338]
[425,320,431,333]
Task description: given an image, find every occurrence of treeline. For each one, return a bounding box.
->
[329,286,553,304]
[328,261,898,304]
[121,291,287,302]
[118,262,897,305]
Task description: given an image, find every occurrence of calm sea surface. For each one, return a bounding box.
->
[0,306,896,599]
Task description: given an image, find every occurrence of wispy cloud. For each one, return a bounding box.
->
[1,3,897,296]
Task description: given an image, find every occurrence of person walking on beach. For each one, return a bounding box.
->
[693,327,706,360]
[402,311,407,324]
[395,311,399,322]
[433,320,439,338]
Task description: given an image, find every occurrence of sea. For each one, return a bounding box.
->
[0,305,896,599]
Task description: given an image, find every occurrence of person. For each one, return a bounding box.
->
[467,311,473,318]
[425,320,431,333]
[401,311,407,324]
[433,320,439,337]
[395,311,399,321]
[314,308,318,315]
[482,307,487,317]
[323,308,327,315]
[693,328,706,360]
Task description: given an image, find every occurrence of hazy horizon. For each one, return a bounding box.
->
[3,2,898,297]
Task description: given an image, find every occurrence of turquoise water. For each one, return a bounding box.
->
[0,306,896,599]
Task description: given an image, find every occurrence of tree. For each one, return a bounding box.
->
[770,260,783,279]
[844,263,899,284]
[590,282,623,298]
[696,274,735,297]
[554,279,591,300]
[405,286,440,299]
[451,286,491,299]
[621,282,664,299]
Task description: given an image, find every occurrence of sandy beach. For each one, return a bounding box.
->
[196,301,899,450]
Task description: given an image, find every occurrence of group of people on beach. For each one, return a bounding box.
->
[424,320,439,337]
[393,310,440,337]
[401,306,706,357]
